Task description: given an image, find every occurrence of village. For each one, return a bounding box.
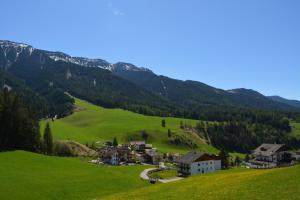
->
[91,140,300,183]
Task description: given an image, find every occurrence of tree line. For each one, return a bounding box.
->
[0,88,60,155]
[195,117,299,153]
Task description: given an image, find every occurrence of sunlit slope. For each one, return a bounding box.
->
[103,166,300,200]
[40,98,217,153]
[0,151,148,200]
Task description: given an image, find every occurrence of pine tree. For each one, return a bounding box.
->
[141,130,149,142]
[112,137,118,147]
[0,88,41,152]
[43,122,53,155]
[167,129,172,137]
[219,150,230,169]
[161,119,166,127]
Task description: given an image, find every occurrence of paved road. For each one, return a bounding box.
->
[140,168,156,180]
[140,168,184,183]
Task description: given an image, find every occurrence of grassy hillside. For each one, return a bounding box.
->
[40,98,217,153]
[0,151,149,200]
[103,166,300,200]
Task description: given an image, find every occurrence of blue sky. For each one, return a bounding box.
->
[1,0,299,100]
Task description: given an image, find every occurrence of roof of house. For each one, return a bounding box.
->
[177,151,219,164]
[145,149,157,157]
[252,143,285,156]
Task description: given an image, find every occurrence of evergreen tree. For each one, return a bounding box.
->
[245,154,250,162]
[180,121,184,129]
[0,88,41,152]
[219,150,230,169]
[234,156,242,166]
[141,130,149,142]
[161,119,166,127]
[167,129,172,137]
[43,122,53,155]
[112,137,118,146]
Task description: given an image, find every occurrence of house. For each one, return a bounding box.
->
[130,141,146,152]
[144,149,160,165]
[100,147,119,165]
[100,145,132,165]
[248,143,291,168]
[176,151,221,176]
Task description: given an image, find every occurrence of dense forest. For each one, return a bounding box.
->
[0,88,41,151]
[195,112,300,153]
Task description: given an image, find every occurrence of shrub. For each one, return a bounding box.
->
[53,141,74,157]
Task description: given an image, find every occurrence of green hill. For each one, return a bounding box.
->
[0,151,148,200]
[103,165,300,200]
[40,98,217,153]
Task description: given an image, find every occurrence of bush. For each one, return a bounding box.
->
[53,141,74,157]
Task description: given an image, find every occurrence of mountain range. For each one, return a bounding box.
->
[0,40,299,119]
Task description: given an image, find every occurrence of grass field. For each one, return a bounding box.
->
[2,151,300,200]
[103,165,300,200]
[0,151,149,200]
[149,169,178,179]
[40,98,217,153]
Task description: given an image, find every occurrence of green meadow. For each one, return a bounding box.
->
[103,165,300,200]
[40,98,217,153]
[0,151,148,200]
[1,151,299,200]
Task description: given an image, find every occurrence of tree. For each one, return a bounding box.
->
[234,156,242,166]
[167,129,172,137]
[180,121,184,129]
[245,154,250,162]
[161,119,166,127]
[0,88,41,152]
[219,150,230,169]
[141,130,149,142]
[43,122,53,155]
[112,137,118,147]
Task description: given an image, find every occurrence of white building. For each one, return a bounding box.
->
[248,144,291,169]
[177,152,221,176]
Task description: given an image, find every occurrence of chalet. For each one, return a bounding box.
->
[130,141,146,152]
[100,146,132,165]
[249,143,291,168]
[144,149,160,165]
[100,147,118,165]
[176,151,221,176]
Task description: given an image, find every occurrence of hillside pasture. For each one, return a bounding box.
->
[40,98,217,153]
